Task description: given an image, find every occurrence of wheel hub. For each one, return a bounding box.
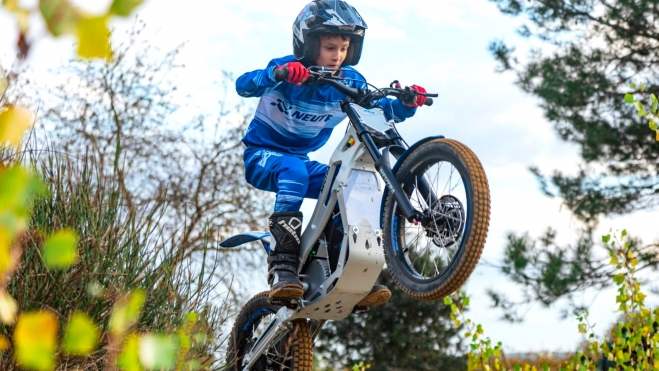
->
[426,195,465,247]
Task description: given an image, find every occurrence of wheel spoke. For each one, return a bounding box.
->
[394,154,469,281]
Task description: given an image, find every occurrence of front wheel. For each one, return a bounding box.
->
[382,138,490,300]
[226,291,313,371]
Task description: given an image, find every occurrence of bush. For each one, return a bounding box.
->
[446,229,658,371]
[0,138,229,369]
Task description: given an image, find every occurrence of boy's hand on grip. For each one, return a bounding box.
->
[403,84,427,108]
[277,62,309,86]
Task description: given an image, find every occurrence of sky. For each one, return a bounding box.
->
[2,0,658,355]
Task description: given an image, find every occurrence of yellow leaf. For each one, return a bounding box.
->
[0,290,17,325]
[0,106,32,147]
[42,229,78,269]
[3,0,20,12]
[0,335,9,351]
[14,311,59,371]
[117,333,141,371]
[38,0,81,36]
[109,289,146,337]
[578,323,587,333]
[0,228,12,275]
[62,311,99,355]
[77,15,111,59]
[0,65,7,96]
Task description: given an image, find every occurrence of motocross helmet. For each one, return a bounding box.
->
[293,0,368,67]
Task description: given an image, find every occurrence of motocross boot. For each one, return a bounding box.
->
[355,284,391,309]
[267,211,304,299]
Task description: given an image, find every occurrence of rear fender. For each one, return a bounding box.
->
[218,231,271,254]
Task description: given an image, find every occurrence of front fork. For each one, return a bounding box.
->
[351,125,438,226]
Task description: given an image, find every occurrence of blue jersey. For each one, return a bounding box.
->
[236,55,417,156]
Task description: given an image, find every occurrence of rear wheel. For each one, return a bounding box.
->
[227,292,313,371]
[382,138,490,300]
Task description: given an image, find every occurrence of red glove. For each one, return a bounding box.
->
[403,84,427,108]
[277,62,309,85]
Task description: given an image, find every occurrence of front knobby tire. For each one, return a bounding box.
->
[226,291,313,371]
[382,138,490,300]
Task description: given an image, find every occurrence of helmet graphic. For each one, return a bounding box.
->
[293,0,368,67]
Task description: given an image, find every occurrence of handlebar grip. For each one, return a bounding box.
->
[273,66,288,82]
[424,97,433,106]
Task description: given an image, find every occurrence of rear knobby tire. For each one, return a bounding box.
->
[382,138,490,300]
[226,291,313,371]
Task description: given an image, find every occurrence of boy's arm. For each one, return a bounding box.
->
[236,59,284,98]
[372,97,417,123]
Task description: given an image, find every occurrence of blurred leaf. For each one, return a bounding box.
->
[0,66,7,96]
[191,332,206,344]
[0,228,12,275]
[109,0,144,17]
[443,296,452,305]
[39,0,80,36]
[613,274,625,285]
[117,333,141,371]
[649,117,657,131]
[139,334,179,370]
[77,15,111,59]
[86,281,104,298]
[623,93,634,103]
[0,166,45,225]
[42,229,78,269]
[14,311,58,371]
[0,335,9,351]
[62,311,99,355]
[602,234,611,243]
[0,290,17,325]
[183,360,201,370]
[109,289,146,337]
[578,323,587,333]
[3,0,17,9]
[0,105,32,147]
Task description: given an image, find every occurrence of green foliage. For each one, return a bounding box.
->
[450,230,659,371]
[0,60,227,370]
[625,83,659,140]
[488,0,659,315]
[352,361,371,371]
[62,311,100,356]
[41,229,77,269]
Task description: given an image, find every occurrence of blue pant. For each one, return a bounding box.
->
[244,148,329,212]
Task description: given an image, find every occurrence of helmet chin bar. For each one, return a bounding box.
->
[298,33,363,67]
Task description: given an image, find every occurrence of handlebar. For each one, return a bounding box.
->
[273,66,437,107]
